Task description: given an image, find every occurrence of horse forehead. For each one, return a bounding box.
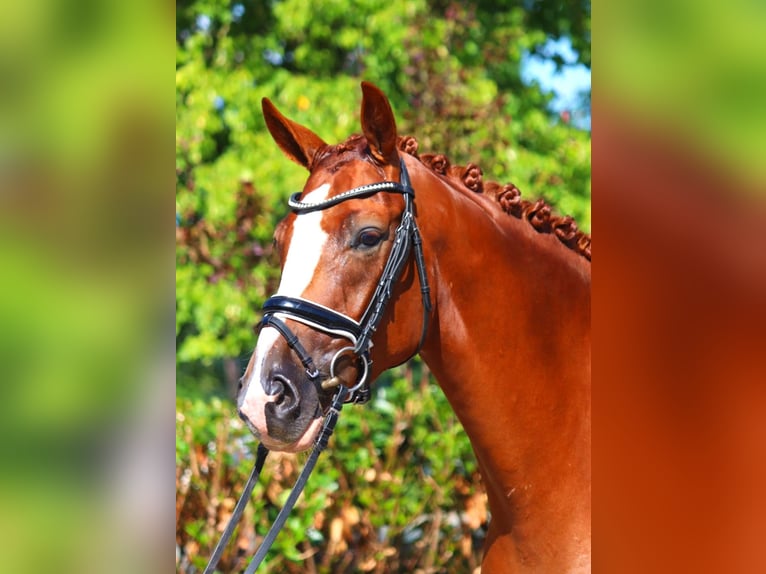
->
[303,182,331,202]
[312,156,385,191]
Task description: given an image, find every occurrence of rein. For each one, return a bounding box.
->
[203,387,348,574]
[203,158,432,572]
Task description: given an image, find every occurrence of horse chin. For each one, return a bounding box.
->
[258,415,324,454]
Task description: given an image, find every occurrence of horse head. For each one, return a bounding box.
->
[238,83,430,452]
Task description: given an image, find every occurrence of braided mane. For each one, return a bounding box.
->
[320,134,591,260]
[397,135,591,261]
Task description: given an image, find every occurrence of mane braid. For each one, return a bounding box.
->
[396,136,591,261]
[320,134,590,261]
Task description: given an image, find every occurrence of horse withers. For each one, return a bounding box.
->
[238,82,591,572]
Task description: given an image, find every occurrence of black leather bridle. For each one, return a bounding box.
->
[203,158,432,573]
[260,158,432,404]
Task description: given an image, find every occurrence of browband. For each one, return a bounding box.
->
[288,181,413,214]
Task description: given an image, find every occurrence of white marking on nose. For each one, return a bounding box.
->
[276,183,331,297]
[250,327,280,395]
[240,183,332,430]
[239,326,280,435]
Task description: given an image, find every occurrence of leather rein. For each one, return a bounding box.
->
[203,158,431,572]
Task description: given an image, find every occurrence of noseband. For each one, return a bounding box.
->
[259,158,432,404]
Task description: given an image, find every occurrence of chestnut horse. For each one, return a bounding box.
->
[238,82,591,572]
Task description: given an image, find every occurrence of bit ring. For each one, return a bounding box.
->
[328,346,369,394]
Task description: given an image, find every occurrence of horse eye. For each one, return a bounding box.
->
[355,228,384,249]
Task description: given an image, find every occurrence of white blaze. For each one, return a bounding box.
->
[252,182,331,381]
[276,183,331,297]
[239,183,331,445]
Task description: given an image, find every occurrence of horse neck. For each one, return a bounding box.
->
[411,160,591,567]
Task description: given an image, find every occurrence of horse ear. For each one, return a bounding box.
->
[360,82,399,164]
[262,98,327,170]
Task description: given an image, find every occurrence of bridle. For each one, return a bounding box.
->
[203,157,432,573]
[261,157,431,404]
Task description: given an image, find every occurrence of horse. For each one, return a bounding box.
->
[238,82,591,573]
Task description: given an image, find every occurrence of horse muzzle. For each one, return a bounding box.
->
[238,356,324,453]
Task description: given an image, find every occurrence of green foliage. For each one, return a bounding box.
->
[177,0,590,570]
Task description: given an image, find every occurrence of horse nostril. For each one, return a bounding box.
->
[275,375,303,417]
[264,374,286,397]
[280,378,298,409]
[264,373,301,411]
